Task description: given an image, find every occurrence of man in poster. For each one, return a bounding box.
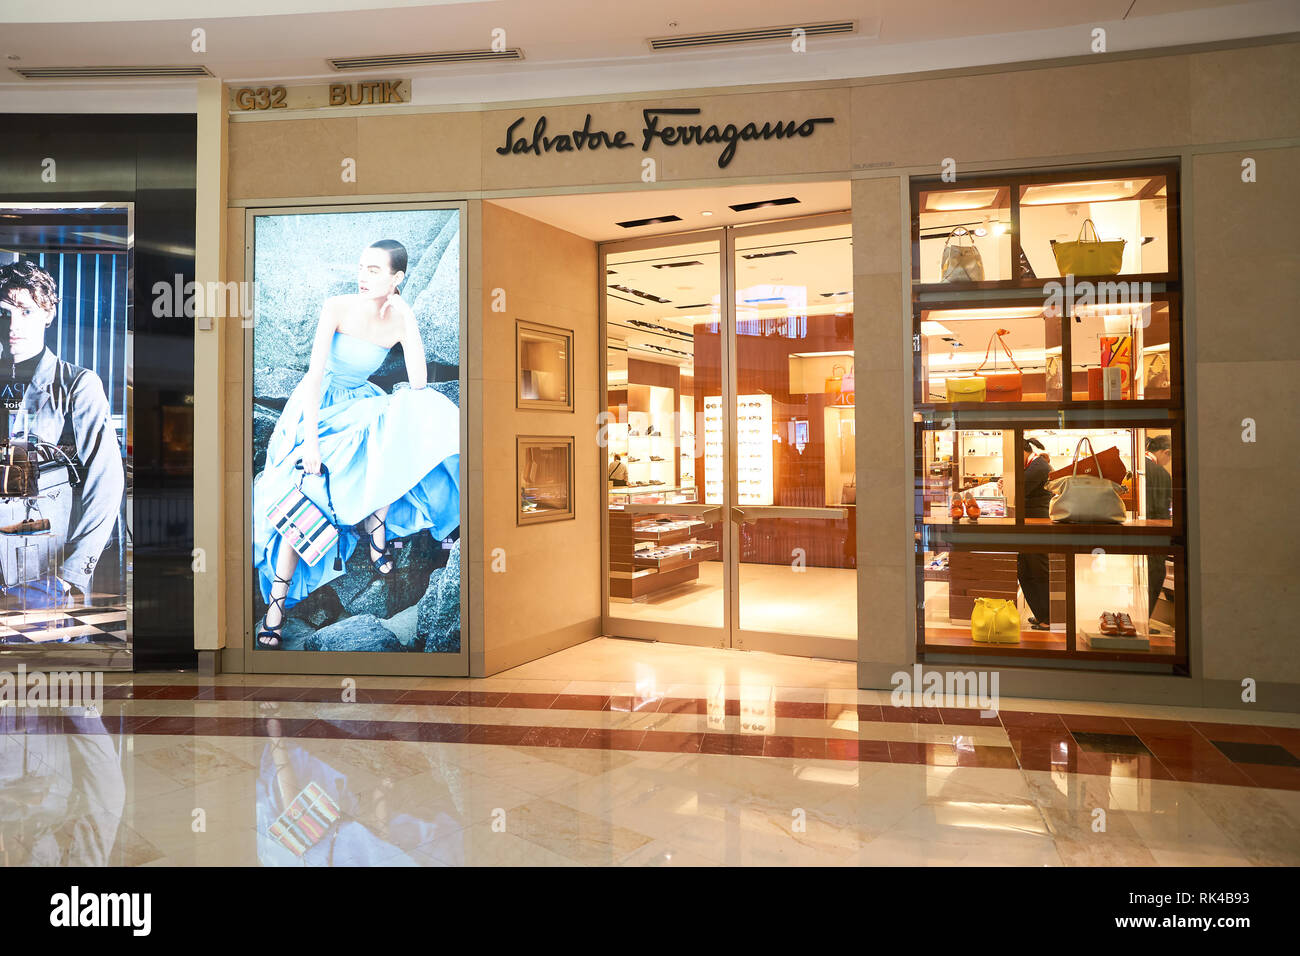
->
[0,260,125,603]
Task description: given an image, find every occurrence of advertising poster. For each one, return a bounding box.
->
[0,205,131,647]
[250,207,462,653]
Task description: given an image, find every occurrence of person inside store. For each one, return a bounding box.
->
[0,261,125,607]
[1018,437,1052,631]
[251,239,461,648]
[608,452,628,487]
[1145,434,1173,632]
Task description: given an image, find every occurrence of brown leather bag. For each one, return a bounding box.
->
[0,442,38,498]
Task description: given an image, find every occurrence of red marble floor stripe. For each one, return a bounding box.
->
[939,707,1002,726]
[880,706,944,724]
[998,710,1069,731]
[764,735,827,759]
[1059,713,1135,735]
[498,692,560,710]
[579,728,647,751]
[548,694,609,711]
[774,701,829,719]
[700,733,766,756]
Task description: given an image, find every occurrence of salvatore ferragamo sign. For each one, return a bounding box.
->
[495,107,834,169]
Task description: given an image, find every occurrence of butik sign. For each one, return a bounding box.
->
[495,107,834,169]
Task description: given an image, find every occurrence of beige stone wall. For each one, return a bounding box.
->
[212,38,1300,697]
[477,202,601,673]
[1190,146,1300,688]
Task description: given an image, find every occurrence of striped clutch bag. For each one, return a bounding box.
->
[267,462,341,568]
[268,781,341,857]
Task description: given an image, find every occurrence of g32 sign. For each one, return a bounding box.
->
[495,107,835,169]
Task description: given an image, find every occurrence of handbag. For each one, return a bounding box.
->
[1049,437,1127,524]
[839,364,855,405]
[841,478,856,504]
[971,597,1020,644]
[267,461,343,569]
[1047,441,1127,486]
[0,442,39,498]
[824,364,844,394]
[941,228,984,282]
[945,376,986,403]
[976,328,1023,402]
[1051,218,1125,276]
[1142,352,1170,390]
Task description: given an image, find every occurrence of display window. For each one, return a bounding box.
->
[247,204,464,657]
[0,204,132,651]
[920,548,1068,653]
[912,163,1178,289]
[912,163,1186,674]
[517,436,574,524]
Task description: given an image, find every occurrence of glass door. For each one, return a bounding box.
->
[603,232,729,648]
[601,214,857,661]
[727,215,857,660]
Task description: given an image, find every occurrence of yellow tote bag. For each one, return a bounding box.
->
[1051,218,1125,276]
[945,376,987,403]
[971,597,1021,644]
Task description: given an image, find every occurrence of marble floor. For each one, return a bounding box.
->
[2,637,1298,866]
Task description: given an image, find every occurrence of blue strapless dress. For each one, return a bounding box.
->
[253,331,460,609]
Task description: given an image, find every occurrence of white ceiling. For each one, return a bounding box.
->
[492,181,850,242]
[1,0,1295,112]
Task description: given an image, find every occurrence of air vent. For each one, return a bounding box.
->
[741,249,797,260]
[674,303,710,309]
[649,20,857,51]
[730,196,800,213]
[616,215,682,229]
[328,49,523,71]
[652,260,703,269]
[11,65,214,79]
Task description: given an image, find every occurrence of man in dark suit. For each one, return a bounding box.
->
[1145,434,1174,625]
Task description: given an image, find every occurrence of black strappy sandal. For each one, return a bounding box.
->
[257,574,291,648]
[365,515,394,576]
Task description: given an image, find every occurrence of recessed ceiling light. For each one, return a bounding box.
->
[700,211,713,217]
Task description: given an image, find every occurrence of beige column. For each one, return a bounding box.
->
[193,78,229,665]
[852,175,913,688]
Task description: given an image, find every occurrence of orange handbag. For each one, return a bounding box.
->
[976,328,1023,402]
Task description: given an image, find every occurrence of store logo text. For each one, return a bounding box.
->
[496,108,835,169]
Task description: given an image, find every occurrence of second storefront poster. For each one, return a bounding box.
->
[250,207,462,653]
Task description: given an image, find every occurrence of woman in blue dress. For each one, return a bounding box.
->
[252,240,460,648]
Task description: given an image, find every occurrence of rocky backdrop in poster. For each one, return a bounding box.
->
[250,208,462,653]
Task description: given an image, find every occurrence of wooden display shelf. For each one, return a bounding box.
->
[923,624,1067,653]
[632,520,705,543]
[912,271,1176,296]
[923,516,1177,535]
[633,541,718,572]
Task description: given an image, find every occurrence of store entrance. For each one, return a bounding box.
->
[602,213,857,660]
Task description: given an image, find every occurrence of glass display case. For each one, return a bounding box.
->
[516,320,573,411]
[517,436,574,524]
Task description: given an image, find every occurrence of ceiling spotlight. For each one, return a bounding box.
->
[700,211,713,216]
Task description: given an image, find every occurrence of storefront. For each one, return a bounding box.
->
[195,37,1300,710]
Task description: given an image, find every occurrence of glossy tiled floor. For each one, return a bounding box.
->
[3,637,1299,866]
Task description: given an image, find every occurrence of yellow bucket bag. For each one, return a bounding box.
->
[971,597,1021,644]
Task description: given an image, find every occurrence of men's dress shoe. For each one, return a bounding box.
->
[0,517,49,535]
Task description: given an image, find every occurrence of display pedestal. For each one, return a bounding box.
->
[1083,629,1152,652]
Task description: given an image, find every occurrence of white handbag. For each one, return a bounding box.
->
[940,228,984,282]
[1049,437,1126,524]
